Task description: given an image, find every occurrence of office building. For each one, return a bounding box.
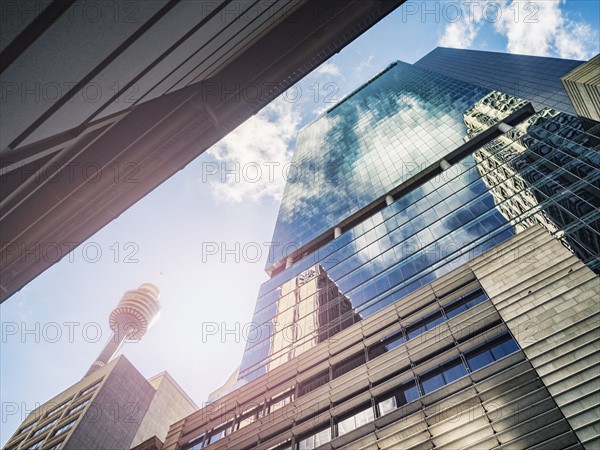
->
[3,357,196,450]
[414,47,584,115]
[561,54,600,122]
[161,48,599,450]
[3,283,196,450]
[0,0,406,303]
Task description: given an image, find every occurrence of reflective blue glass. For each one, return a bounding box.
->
[267,62,492,268]
[467,350,495,372]
[403,382,420,404]
[415,48,584,114]
[490,339,520,360]
[239,51,600,384]
[420,372,444,394]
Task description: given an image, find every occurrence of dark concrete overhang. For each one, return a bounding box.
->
[0,0,407,302]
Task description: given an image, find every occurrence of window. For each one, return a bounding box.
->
[31,418,58,437]
[183,434,204,450]
[444,288,488,319]
[267,441,292,450]
[332,352,366,378]
[44,443,63,450]
[377,380,420,417]
[68,400,88,416]
[52,420,76,437]
[45,401,70,419]
[336,406,374,436]
[378,397,397,416]
[384,330,405,351]
[20,421,36,434]
[490,337,519,360]
[466,348,494,371]
[406,311,444,340]
[420,359,468,394]
[237,406,261,430]
[298,371,330,397]
[78,380,101,398]
[267,390,294,414]
[25,439,44,450]
[205,421,233,446]
[298,428,331,450]
[466,335,519,372]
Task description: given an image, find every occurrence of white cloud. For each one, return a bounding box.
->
[206,96,301,203]
[438,0,485,49]
[439,20,479,48]
[314,62,342,78]
[357,55,374,72]
[436,0,598,60]
[495,0,563,57]
[554,20,598,60]
[312,103,330,117]
[494,0,598,59]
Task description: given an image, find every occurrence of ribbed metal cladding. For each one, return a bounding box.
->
[162,228,588,450]
[561,54,600,122]
[471,224,600,449]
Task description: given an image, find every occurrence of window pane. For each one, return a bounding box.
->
[386,333,405,350]
[404,382,420,403]
[238,413,256,430]
[314,428,331,446]
[421,372,444,394]
[467,349,494,371]
[425,314,445,330]
[299,428,331,450]
[490,338,519,360]
[355,407,374,428]
[338,416,354,436]
[268,442,292,450]
[378,397,397,416]
[445,303,467,319]
[209,431,223,444]
[338,407,373,436]
[298,436,312,450]
[333,352,366,378]
[407,324,427,340]
[368,342,387,360]
[269,392,293,413]
[299,371,329,396]
[466,291,487,307]
[442,361,467,383]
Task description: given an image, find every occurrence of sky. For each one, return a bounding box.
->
[1,0,599,446]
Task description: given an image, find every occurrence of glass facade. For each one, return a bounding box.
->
[239,49,599,384]
[466,91,600,271]
[415,47,584,114]
[268,62,492,268]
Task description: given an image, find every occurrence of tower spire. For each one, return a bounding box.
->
[84,282,161,378]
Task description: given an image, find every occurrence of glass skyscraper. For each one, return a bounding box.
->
[163,48,599,450]
[241,51,598,385]
[415,47,583,114]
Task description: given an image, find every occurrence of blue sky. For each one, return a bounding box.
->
[1,0,599,445]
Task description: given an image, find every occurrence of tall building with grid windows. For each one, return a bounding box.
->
[3,356,197,450]
[161,49,599,450]
[3,284,197,450]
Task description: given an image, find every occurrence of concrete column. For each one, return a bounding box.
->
[440,159,451,170]
[385,195,394,206]
[285,256,294,269]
